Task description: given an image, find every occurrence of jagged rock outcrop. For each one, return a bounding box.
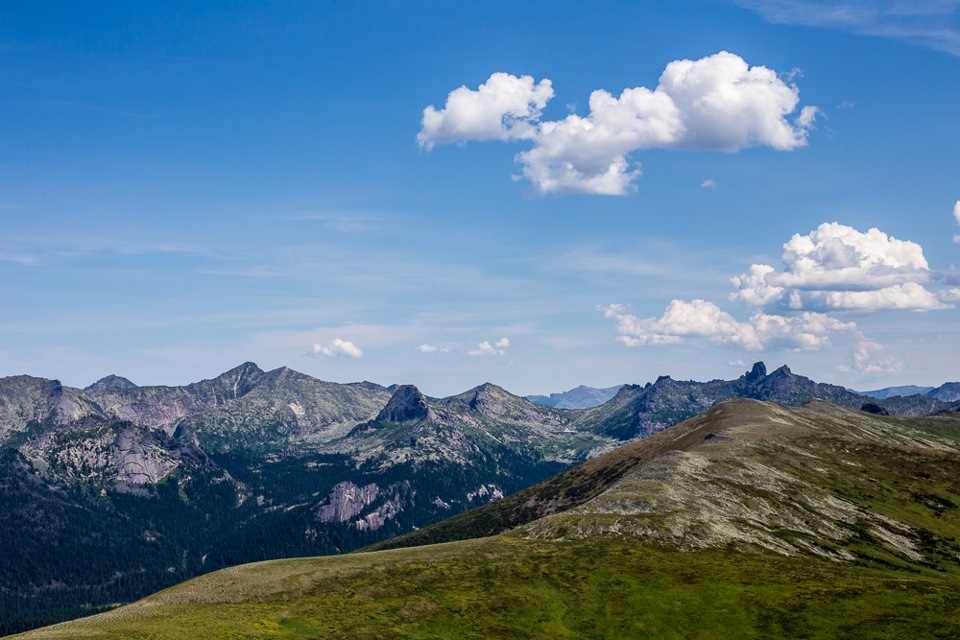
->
[0,376,106,445]
[376,385,432,422]
[355,484,410,531]
[314,481,380,523]
[574,362,957,441]
[17,415,219,491]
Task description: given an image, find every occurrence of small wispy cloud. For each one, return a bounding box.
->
[733,1,960,56]
[309,338,363,359]
[953,200,960,243]
[280,210,390,233]
[701,179,718,189]
[416,343,450,354]
[467,337,510,356]
[0,253,39,266]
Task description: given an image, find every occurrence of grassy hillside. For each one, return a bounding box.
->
[10,536,960,639]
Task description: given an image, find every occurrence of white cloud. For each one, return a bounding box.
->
[310,338,363,359]
[805,283,949,311]
[701,179,718,188]
[954,200,960,243]
[417,72,554,150]
[601,301,857,351]
[468,337,510,356]
[940,287,960,302]
[416,343,450,354]
[733,1,960,57]
[730,264,785,306]
[420,52,817,195]
[731,222,947,312]
[851,340,903,375]
[657,52,815,151]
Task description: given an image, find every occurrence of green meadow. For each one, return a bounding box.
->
[14,535,960,640]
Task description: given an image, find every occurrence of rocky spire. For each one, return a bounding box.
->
[376,385,431,422]
[745,362,767,383]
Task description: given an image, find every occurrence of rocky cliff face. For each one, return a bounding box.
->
[314,481,380,523]
[0,376,106,445]
[376,385,433,422]
[18,415,222,491]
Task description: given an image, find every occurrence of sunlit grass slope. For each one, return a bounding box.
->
[10,536,960,640]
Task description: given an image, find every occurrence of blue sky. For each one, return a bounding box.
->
[1,1,958,396]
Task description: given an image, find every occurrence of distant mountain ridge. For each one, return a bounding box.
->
[857,382,960,401]
[526,384,624,409]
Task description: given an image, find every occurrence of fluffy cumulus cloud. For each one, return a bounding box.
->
[467,337,510,357]
[310,338,363,359]
[731,222,949,312]
[603,219,956,371]
[417,73,554,150]
[419,52,817,195]
[601,302,857,351]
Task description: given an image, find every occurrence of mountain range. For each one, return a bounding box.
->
[857,382,960,402]
[525,384,624,409]
[1,361,958,634]
[12,398,960,639]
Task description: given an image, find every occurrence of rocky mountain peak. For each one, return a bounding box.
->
[744,361,767,382]
[43,379,64,397]
[376,385,431,423]
[210,362,265,399]
[84,374,139,393]
[220,361,264,381]
[465,383,516,411]
[770,364,793,377]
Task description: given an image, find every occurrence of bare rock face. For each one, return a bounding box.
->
[314,481,380,523]
[355,491,404,532]
[467,484,504,503]
[312,480,414,532]
[19,417,181,488]
[376,385,432,423]
[112,426,179,485]
[0,376,105,444]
